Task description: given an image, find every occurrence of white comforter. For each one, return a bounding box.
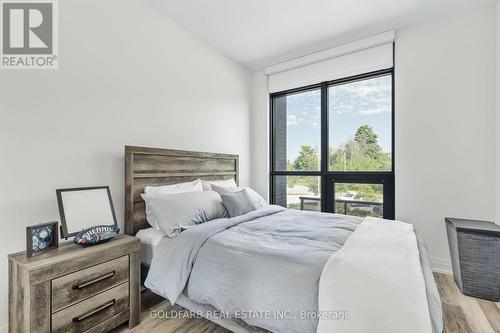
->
[317,216,433,333]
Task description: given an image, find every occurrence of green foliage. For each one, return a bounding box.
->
[354,125,382,159]
[292,145,319,171]
[335,183,383,202]
[301,176,319,195]
[329,125,390,172]
[287,145,320,195]
[285,125,389,199]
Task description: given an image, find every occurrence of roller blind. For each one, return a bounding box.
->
[266,31,394,93]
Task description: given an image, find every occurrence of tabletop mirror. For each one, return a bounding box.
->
[56,186,118,238]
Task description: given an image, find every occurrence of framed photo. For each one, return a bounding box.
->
[56,186,118,239]
[26,221,59,257]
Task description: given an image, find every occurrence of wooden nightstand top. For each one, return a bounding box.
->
[9,234,140,283]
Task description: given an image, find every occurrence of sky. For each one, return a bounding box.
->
[285,75,392,162]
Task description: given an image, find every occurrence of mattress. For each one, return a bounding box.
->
[135,227,164,265]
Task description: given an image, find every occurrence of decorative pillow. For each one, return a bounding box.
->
[220,189,259,218]
[74,225,120,246]
[142,191,228,237]
[212,184,267,208]
[201,178,237,191]
[143,180,203,230]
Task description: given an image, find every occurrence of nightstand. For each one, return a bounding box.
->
[8,234,140,333]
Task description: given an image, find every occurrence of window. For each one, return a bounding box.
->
[334,183,383,218]
[270,70,394,219]
[272,89,321,172]
[329,75,392,172]
[272,175,321,211]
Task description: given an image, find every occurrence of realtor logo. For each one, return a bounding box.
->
[1,0,58,69]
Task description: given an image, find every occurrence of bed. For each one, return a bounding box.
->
[124,145,443,333]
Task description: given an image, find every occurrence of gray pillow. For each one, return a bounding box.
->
[212,184,267,208]
[220,189,259,218]
[142,191,228,237]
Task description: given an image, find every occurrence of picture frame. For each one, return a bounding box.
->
[56,186,118,239]
[26,221,59,257]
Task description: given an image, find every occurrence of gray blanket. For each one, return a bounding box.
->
[145,206,442,333]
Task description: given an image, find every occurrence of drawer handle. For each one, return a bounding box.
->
[72,299,116,322]
[72,271,116,290]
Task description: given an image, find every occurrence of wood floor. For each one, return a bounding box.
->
[113,273,499,333]
[435,273,500,333]
[112,290,231,333]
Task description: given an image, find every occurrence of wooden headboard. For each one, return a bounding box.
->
[124,146,239,235]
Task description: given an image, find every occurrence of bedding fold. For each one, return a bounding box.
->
[317,216,433,333]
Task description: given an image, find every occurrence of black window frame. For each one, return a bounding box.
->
[269,68,395,219]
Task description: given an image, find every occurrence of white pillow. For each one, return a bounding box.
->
[143,180,203,230]
[141,191,228,237]
[211,184,267,208]
[145,179,202,195]
[201,178,237,191]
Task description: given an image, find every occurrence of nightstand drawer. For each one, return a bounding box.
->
[52,282,129,333]
[52,255,129,312]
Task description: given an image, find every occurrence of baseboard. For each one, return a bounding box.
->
[431,257,452,274]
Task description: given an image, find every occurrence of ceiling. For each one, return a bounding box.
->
[146,0,495,70]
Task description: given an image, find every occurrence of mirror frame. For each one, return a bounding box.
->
[56,186,118,238]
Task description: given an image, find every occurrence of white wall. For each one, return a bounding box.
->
[395,6,496,272]
[0,0,252,330]
[250,6,497,273]
[496,0,500,224]
[250,71,270,199]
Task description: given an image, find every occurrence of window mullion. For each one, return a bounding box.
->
[320,82,328,212]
